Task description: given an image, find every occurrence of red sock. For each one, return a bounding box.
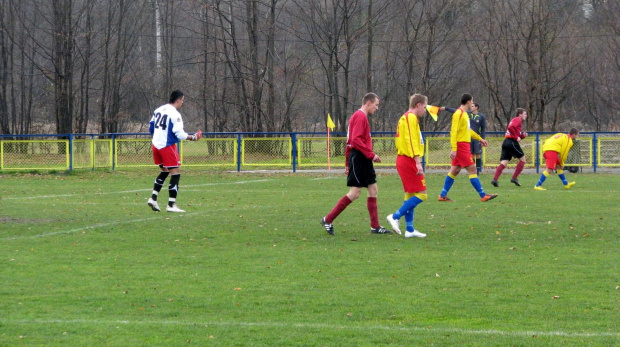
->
[325,195,353,223]
[367,197,380,229]
[493,164,506,181]
[513,161,525,179]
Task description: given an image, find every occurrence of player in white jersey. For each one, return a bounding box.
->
[147,90,202,213]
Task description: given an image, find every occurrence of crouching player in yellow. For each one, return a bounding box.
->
[386,94,428,238]
[534,128,579,190]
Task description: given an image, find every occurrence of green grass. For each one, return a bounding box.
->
[0,170,618,346]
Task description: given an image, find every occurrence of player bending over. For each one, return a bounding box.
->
[534,129,579,190]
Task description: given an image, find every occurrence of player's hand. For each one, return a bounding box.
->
[195,130,203,141]
[480,139,488,147]
[440,107,445,111]
[344,166,349,175]
[522,131,528,138]
[372,154,381,163]
[416,163,424,175]
[450,151,456,160]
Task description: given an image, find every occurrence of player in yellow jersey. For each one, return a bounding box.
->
[438,94,498,202]
[386,94,428,238]
[534,128,579,190]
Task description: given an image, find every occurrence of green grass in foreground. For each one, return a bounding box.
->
[0,170,618,346]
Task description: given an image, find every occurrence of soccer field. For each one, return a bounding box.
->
[1,170,618,346]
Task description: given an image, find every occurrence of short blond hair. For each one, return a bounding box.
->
[409,94,428,109]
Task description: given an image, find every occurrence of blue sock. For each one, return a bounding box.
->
[536,173,547,186]
[404,209,414,232]
[394,196,423,220]
[469,175,486,198]
[440,175,455,198]
[558,173,568,185]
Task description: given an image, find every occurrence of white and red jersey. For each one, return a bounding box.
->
[149,104,190,149]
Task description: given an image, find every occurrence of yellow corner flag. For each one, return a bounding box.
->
[327,113,336,131]
[426,105,439,121]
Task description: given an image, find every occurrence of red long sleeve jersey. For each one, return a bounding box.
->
[345,109,375,165]
[505,117,526,140]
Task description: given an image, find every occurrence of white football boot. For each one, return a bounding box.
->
[166,203,186,213]
[147,198,161,212]
[386,214,401,235]
[405,230,426,238]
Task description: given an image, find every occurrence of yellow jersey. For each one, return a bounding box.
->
[542,133,574,165]
[395,112,424,158]
[450,108,482,151]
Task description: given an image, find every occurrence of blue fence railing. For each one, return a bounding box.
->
[1,132,619,172]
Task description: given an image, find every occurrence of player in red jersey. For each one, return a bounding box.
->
[320,93,392,235]
[491,108,528,187]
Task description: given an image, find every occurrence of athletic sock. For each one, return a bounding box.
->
[168,174,180,207]
[367,197,380,229]
[493,164,505,181]
[536,171,549,187]
[440,173,456,198]
[557,170,568,185]
[513,161,525,179]
[404,209,414,232]
[469,174,486,198]
[325,195,353,224]
[152,171,170,200]
[476,158,482,174]
[395,196,423,220]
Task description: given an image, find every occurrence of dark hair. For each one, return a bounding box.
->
[569,128,579,135]
[461,93,473,105]
[169,90,184,104]
[362,92,379,105]
[473,103,480,108]
[516,108,526,116]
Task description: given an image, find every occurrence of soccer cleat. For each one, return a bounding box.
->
[481,194,498,202]
[166,203,186,213]
[491,179,499,187]
[510,178,521,186]
[371,226,392,234]
[147,198,161,212]
[386,214,401,235]
[534,186,546,191]
[405,230,426,238]
[437,195,454,202]
[564,182,576,190]
[320,217,334,235]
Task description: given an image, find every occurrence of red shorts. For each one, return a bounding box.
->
[543,150,560,170]
[451,142,475,168]
[396,155,426,193]
[152,144,181,168]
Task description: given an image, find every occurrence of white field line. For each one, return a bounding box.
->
[309,176,341,180]
[1,179,272,200]
[2,202,265,240]
[0,319,618,338]
[2,211,204,240]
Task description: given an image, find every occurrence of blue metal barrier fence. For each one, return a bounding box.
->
[1,132,619,172]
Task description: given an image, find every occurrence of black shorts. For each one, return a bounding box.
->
[347,149,377,188]
[500,138,525,161]
[470,139,482,154]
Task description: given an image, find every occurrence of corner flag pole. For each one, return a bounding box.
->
[327,113,336,171]
[327,127,331,171]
